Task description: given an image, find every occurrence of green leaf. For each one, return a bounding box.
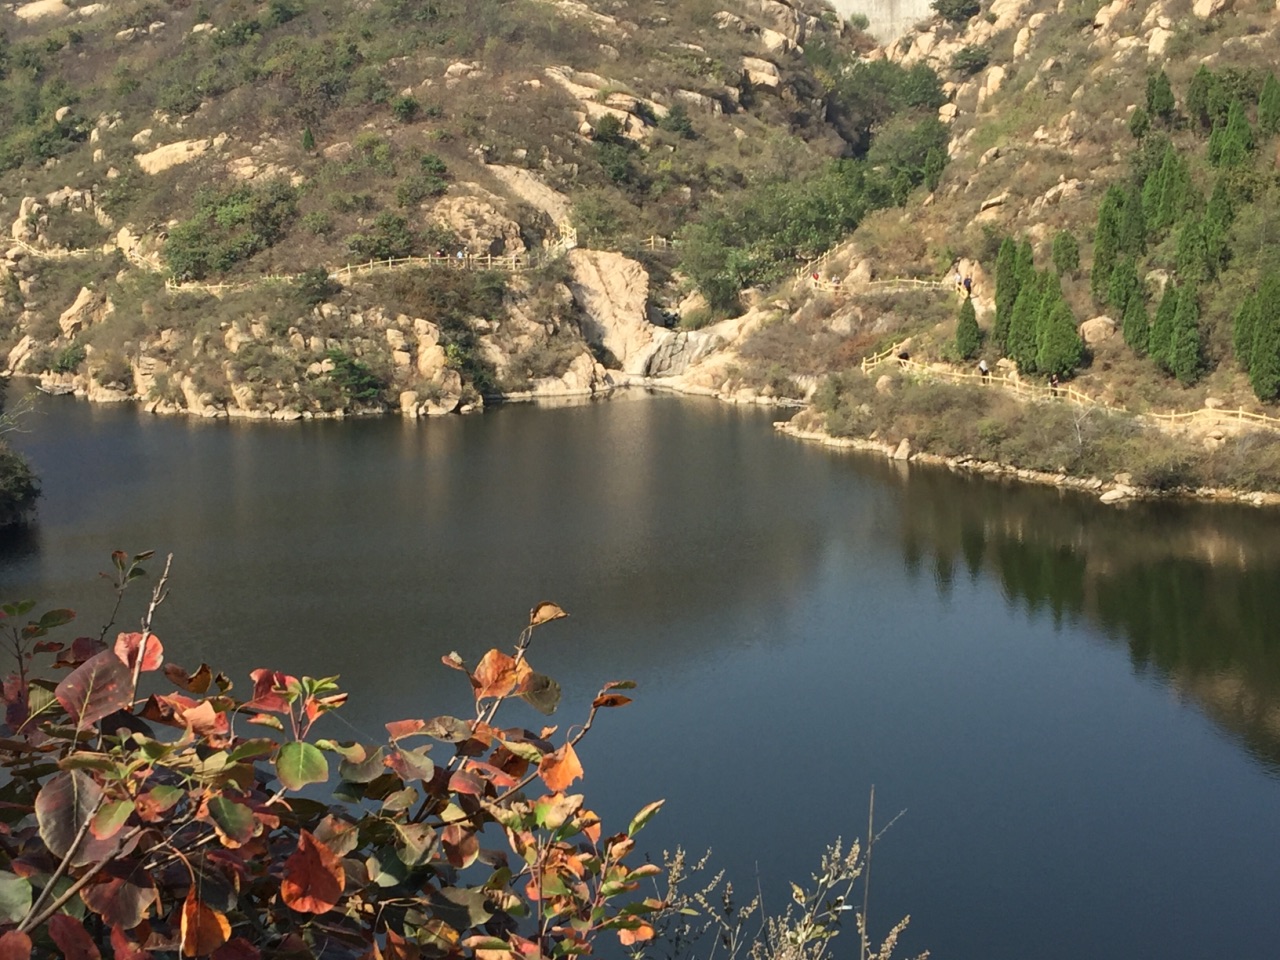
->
[275,741,328,791]
[207,796,257,845]
[395,822,437,867]
[315,739,366,761]
[339,746,386,783]
[0,872,32,924]
[628,799,664,837]
[228,738,277,762]
[37,609,76,630]
[90,799,134,839]
[519,673,561,716]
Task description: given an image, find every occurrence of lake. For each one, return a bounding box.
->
[3,385,1280,960]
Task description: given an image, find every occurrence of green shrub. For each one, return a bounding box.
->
[52,342,85,373]
[164,181,298,280]
[391,94,420,122]
[931,0,980,23]
[325,347,386,406]
[294,267,342,306]
[949,46,990,76]
[345,213,417,261]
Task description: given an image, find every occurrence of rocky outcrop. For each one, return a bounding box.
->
[566,249,661,375]
[483,165,573,223]
[134,139,211,175]
[432,194,526,256]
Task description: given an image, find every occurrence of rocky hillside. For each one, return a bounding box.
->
[0,0,901,419]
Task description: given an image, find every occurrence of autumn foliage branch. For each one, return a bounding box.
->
[0,552,664,960]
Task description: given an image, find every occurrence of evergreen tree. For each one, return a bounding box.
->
[1146,70,1175,124]
[1119,180,1147,256]
[955,296,981,359]
[1051,230,1079,277]
[1152,146,1193,233]
[1234,292,1261,372]
[1036,300,1084,378]
[1149,283,1180,370]
[994,235,1019,350]
[1034,272,1065,361]
[302,127,316,152]
[1128,106,1150,140]
[1091,185,1125,302]
[1170,286,1202,385]
[1202,176,1234,272]
[1016,239,1035,285]
[1186,65,1219,134]
[1209,99,1254,168]
[1176,218,1213,284]
[1259,72,1280,136]
[1250,278,1280,401]
[1122,290,1150,356]
[1107,257,1141,318]
[1007,272,1044,372]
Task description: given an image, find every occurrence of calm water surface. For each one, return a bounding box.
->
[4,386,1280,960]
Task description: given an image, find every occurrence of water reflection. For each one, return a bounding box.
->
[885,462,1280,773]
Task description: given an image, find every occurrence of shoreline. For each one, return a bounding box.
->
[772,421,1280,508]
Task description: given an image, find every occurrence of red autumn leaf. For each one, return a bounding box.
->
[280,830,345,914]
[538,742,584,792]
[385,718,427,741]
[245,669,294,714]
[83,872,159,930]
[0,931,31,960]
[50,914,102,960]
[447,770,485,796]
[441,824,480,869]
[163,663,213,694]
[617,922,655,946]
[211,939,260,960]
[380,928,421,960]
[179,701,229,739]
[109,926,151,960]
[471,650,520,700]
[55,650,133,727]
[114,632,164,672]
[54,636,106,668]
[180,891,231,958]
[440,652,466,672]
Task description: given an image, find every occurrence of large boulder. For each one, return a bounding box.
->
[566,249,660,375]
[1080,316,1117,344]
[432,194,526,256]
[134,139,211,175]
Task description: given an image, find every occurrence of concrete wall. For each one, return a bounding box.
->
[827,0,933,43]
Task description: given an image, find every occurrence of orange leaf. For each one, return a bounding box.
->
[280,829,345,914]
[617,922,655,946]
[180,892,231,958]
[114,632,164,672]
[538,742,583,792]
[385,718,427,741]
[0,932,31,960]
[472,650,520,700]
[591,694,632,709]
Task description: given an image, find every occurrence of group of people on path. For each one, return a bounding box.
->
[953,270,974,299]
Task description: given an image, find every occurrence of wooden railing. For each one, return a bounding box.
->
[872,355,1280,430]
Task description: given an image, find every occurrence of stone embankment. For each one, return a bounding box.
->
[773,421,1280,508]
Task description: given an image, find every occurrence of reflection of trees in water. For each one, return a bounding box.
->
[890,462,1280,771]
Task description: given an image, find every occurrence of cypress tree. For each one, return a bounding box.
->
[994,236,1019,349]
[1007,272,1044,373]
[1016,240,1035,285]
[1209,99,1254,168]
[1203,176,1234,271]
[1128,106,1150,140]
[1146,70,1175,124]
[1091,185,1125,302]
[1170,286,1202,385]
[1122,290,1150,356]
[1036,300,1084,377]
[956,296,981,360]
[302,127,316,152]
[1176,218,1213,285]
[1149,283,1180,370]
[1260,72,1280,136]
[1034,272,1064,363]
[1153,147,1192,233]
[1119,180,1147,256]
[1051,230,1079,277]
[1108,258,1141,318]
[1234,292,1260,372]
[1186,65,1218,134]
[1251,277,1280,400]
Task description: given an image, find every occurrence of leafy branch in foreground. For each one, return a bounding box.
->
[0,552,663,959]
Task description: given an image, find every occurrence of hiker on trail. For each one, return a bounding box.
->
[953,270,963,294]
[963,275,973,297]
[1049,372,1061,395]
[897,349,911,367]
[812,272,820,283]
[978,359,990,380]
